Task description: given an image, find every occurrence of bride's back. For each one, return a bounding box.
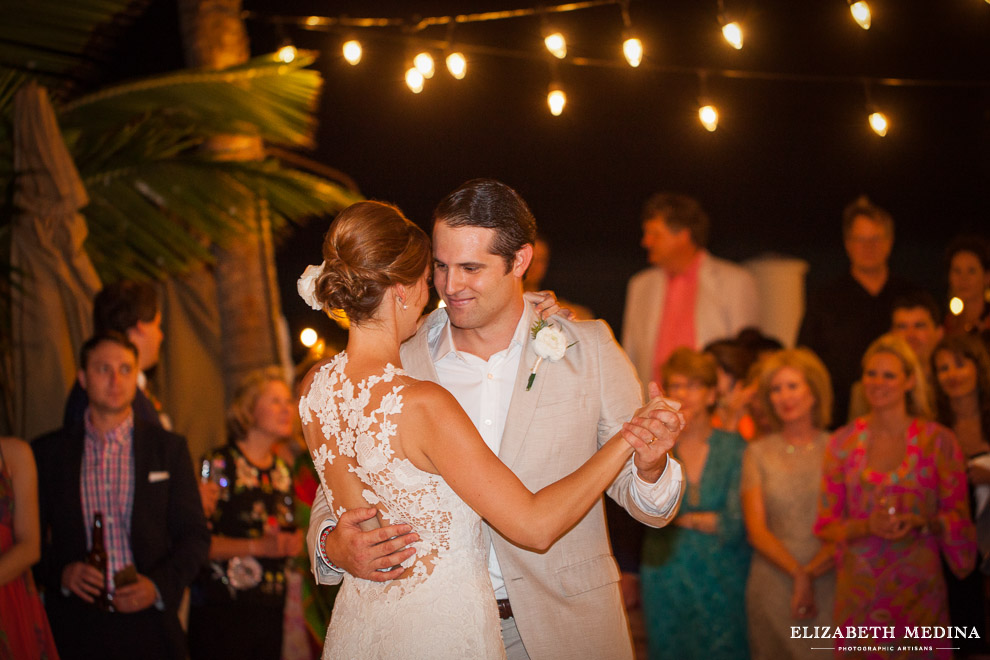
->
[300,352,482,588]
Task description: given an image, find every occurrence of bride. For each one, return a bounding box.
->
[297,200,668,659]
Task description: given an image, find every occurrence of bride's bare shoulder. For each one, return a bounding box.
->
[397,378,460,412]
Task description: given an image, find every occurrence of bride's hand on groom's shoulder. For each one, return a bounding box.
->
[327,508,421,582]
[623,382,685,483]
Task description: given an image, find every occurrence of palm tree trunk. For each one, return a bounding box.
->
[176,0,283,399]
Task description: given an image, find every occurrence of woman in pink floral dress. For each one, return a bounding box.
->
[814,334,976,660]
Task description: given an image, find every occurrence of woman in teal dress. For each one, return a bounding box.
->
[641,348,751,660]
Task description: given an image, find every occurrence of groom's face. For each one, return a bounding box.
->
[432,222,530,333]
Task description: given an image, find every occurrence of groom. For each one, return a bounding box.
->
[307,178,685,660]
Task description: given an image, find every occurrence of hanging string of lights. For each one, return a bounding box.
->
[251,0,990,137]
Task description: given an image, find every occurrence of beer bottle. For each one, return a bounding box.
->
[86,511,110,610]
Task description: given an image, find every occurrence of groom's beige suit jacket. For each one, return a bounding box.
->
[309,306,683,660]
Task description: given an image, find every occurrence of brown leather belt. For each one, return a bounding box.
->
[496,598,514,620]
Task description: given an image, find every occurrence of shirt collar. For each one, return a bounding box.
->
[84,408,135,447]
[429,303,533,363]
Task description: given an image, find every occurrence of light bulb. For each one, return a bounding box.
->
[699,104,719,132]
[850,1,872,30]
[276,44,296,63]
[721,22,743,49]
[869,111,888,136]
[405,67,425,93]
[949,297,964,315]
[548,88,566,116]
[623,37,643,67]
[342,40,362,65]
[446,52,467,79]
[414,52,435,79]
[300,328,318,348]
[544,32,567,59]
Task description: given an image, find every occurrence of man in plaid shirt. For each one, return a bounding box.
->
[33,332,209,660]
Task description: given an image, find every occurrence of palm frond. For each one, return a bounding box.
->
[60,53,322,148]
[0,0,147,87]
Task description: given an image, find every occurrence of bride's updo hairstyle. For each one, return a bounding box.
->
[314,201,430,324]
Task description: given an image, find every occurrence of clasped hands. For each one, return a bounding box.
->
[867,507,928,541]
[620,381,685,483]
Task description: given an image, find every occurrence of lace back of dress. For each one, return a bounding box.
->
[299,353,460,599]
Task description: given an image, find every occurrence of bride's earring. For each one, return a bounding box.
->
[397,295,407,310]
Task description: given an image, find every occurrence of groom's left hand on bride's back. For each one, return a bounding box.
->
[328,508,420,582]
[623,382,684,483]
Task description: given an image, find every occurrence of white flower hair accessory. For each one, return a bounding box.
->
[297,261,325,311]
[526,319,576,391]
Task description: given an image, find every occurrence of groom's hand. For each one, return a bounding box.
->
[326,508,420,582]
[624,382,685,483]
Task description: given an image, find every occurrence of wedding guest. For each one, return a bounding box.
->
[622,192,759,393]
[814,333,976,656]
[63,280,167,428]
[932,334,990,655]
[944,235,990,344]
[0,436,59,660]
[33,332,209,660]
[705,338,758,440]
[523,234,594,320]
[188,368,303,660]
[640,347,750,660]
[742,349,835,660]
[848,291,944,421]
[798,196,917,426]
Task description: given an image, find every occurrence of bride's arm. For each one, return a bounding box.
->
[401,382,658,550]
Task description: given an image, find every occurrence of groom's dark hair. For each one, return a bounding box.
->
[432,178,537,272]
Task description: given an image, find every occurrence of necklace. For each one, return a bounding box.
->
[784,440,817,454]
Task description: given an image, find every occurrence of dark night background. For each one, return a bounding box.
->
[107,1,990,357]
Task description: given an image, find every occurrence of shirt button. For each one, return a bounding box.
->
[484,419,493,426]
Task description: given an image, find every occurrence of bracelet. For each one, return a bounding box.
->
[319,524,342,572]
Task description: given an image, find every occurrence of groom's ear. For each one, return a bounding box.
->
[510,243,534,279]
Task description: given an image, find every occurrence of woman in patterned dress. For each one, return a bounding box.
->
[188,369,303,660]
[814,333,976,659]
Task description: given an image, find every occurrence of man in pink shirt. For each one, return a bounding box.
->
[622,193,760,390]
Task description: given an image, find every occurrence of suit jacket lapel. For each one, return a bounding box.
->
[131,422,149,551]
[498,307,544,469]
[65,425,87,550]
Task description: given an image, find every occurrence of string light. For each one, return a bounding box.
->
[699,104,719,131]
[949,297,965,315]
[446,51,467,79]
[868,110,888,136]
[544,31,567,59]
[697,72,718,131]
[622,37,644,66]
[244,3,990,131]
[276,43,297,63]
[342,39,362,65]
[721,22,743,49]
[547,83,566,116]
[619,1,643,67]
[405,67,425,93]
[414,51,436,78]
[848,1,872,30]
[717,0,743,49]
[300,328,318,347]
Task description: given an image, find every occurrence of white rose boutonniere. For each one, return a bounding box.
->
[297,261,325,311]
[526,319,576,391]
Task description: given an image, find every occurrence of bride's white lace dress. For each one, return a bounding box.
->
[299,353,505,660]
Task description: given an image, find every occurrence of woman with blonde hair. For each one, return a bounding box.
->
[189,367,303,660]
[742,348,835,659]
[814,333,975,657]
